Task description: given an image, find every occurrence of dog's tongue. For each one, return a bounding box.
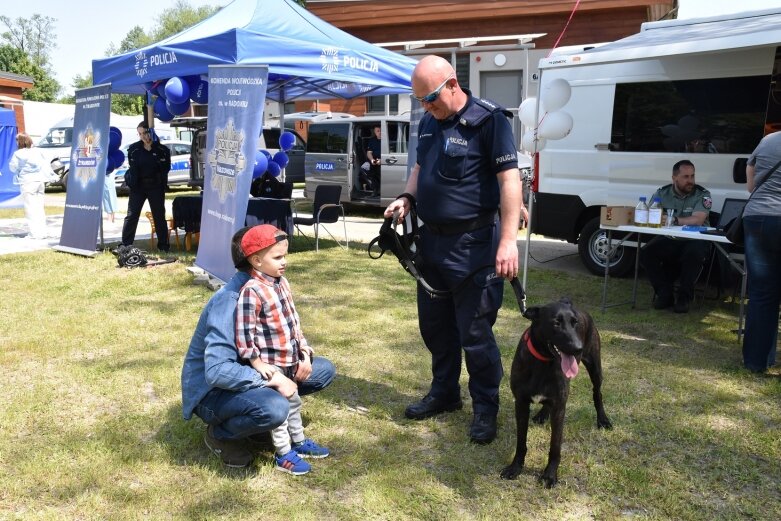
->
[560,353,579,379]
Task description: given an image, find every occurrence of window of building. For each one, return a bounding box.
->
[611,76,770,154]
[367,94,399,113]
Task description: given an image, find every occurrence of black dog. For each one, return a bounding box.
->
[500,298,612,488]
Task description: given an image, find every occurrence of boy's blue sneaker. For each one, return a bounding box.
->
[275,450,311,475]
[292,438,330,459]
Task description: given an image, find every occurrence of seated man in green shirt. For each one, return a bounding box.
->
[640,159,712,313]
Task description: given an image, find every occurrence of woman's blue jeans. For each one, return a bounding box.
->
[742,215,781,372]
[195,357,336,441]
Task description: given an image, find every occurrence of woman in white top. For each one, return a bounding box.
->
[8,133,51,239]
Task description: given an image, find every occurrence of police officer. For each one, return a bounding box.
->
[121,122,172,252]
[384,55,527,444]
[640,159,712,313]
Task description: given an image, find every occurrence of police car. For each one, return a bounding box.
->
[114,140,193,192]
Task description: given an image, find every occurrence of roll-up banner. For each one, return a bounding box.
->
[195,65,269,283]
[54,84,112,257]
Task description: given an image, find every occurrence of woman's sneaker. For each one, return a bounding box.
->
[275,450,311,475]
[292,438,330,458]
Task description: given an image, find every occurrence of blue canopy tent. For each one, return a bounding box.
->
[0,107,21,208]
[91,0,416,101]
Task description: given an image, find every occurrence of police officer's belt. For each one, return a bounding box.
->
[424,211,498,235]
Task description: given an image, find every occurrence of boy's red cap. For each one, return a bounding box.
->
[241,224,286,257]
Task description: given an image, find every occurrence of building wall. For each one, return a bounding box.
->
[0,75,35,134]
[302,0,673,117]
[308,0,673,49]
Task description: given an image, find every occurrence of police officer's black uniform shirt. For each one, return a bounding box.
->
[416,90,518,225]
[128,140,171,188]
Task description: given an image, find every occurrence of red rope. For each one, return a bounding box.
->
[546,0,582,57]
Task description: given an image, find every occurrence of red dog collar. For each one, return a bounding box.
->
[522,328,552,363]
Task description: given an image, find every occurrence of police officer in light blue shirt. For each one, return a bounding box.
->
[385,55,527,445]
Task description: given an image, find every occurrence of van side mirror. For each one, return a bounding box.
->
[733,157,748,184]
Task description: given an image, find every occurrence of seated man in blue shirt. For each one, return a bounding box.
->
[181,227,336,468]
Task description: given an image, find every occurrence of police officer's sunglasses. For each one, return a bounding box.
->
[414,74,454,103]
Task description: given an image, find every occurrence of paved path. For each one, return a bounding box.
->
[0,189,588,277]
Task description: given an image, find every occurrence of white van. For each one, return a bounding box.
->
[531,8,781,275]
[304,115,410,206]
[37,114,173,191]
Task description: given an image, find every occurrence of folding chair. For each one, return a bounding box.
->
[145,211,180,250]
[293,185,348,251]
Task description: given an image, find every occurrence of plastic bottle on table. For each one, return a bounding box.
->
[634,196,649,227]
[648,197,662,228]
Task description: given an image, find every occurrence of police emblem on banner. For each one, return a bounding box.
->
[207,119,247,202]
[72,126,103,189]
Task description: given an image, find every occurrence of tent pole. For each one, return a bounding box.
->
[521,156,534,292]
[279,92,286,182]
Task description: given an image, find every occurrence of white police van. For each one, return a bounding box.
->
[304,115,410,206]
[531,8,781,275]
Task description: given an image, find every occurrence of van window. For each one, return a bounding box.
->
[307,123,349,154]
[387,122,409,154]
[611,76,768,154]
[38,127,73,148]
[262,128,280,148]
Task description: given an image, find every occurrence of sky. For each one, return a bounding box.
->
[2,0,219,96]
[1,0,778,97]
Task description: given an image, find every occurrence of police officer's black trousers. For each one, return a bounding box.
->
[416,224,505,416]
[122,182,169,251]
[640,236,711,299]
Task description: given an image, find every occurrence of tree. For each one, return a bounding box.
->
[0,14,56,68]
[150,1,220,42]
[0,44,59,101]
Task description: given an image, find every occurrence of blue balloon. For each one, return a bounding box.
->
[165,77,190,105]
[153,96,174,122]
[253,150,269,178]
[266,160,281,178]
[260,149,272,160]
[105,154,116,174]
[279,131,296,152]
[155,79,169,99]
[272,151,289,169]
[109,148,125,168]
[108,126,122,151]
[190,79,209,104]
[166,98,191,116]
[184,75,202,92]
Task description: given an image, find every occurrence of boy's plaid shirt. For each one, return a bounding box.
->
[235,271,307,367]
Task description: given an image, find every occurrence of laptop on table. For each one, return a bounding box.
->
[699,198,747,236]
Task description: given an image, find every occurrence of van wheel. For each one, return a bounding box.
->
[577,217,635,277]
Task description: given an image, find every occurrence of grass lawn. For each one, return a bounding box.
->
[0,237,779,520]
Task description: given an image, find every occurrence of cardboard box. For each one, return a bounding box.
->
[600,206,634,227]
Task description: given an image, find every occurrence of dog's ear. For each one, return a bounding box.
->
[522,306,540,321]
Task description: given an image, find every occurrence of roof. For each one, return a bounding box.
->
[92,0,416,101]
[540,8,781,69]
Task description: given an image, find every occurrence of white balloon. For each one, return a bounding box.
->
[518,97,539,127]
[540,78,572,112]
[538,110,574,140]
[521,129,546,153]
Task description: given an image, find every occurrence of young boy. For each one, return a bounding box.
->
[235,224,330,475]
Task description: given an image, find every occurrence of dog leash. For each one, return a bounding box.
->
[368,209,527,313]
